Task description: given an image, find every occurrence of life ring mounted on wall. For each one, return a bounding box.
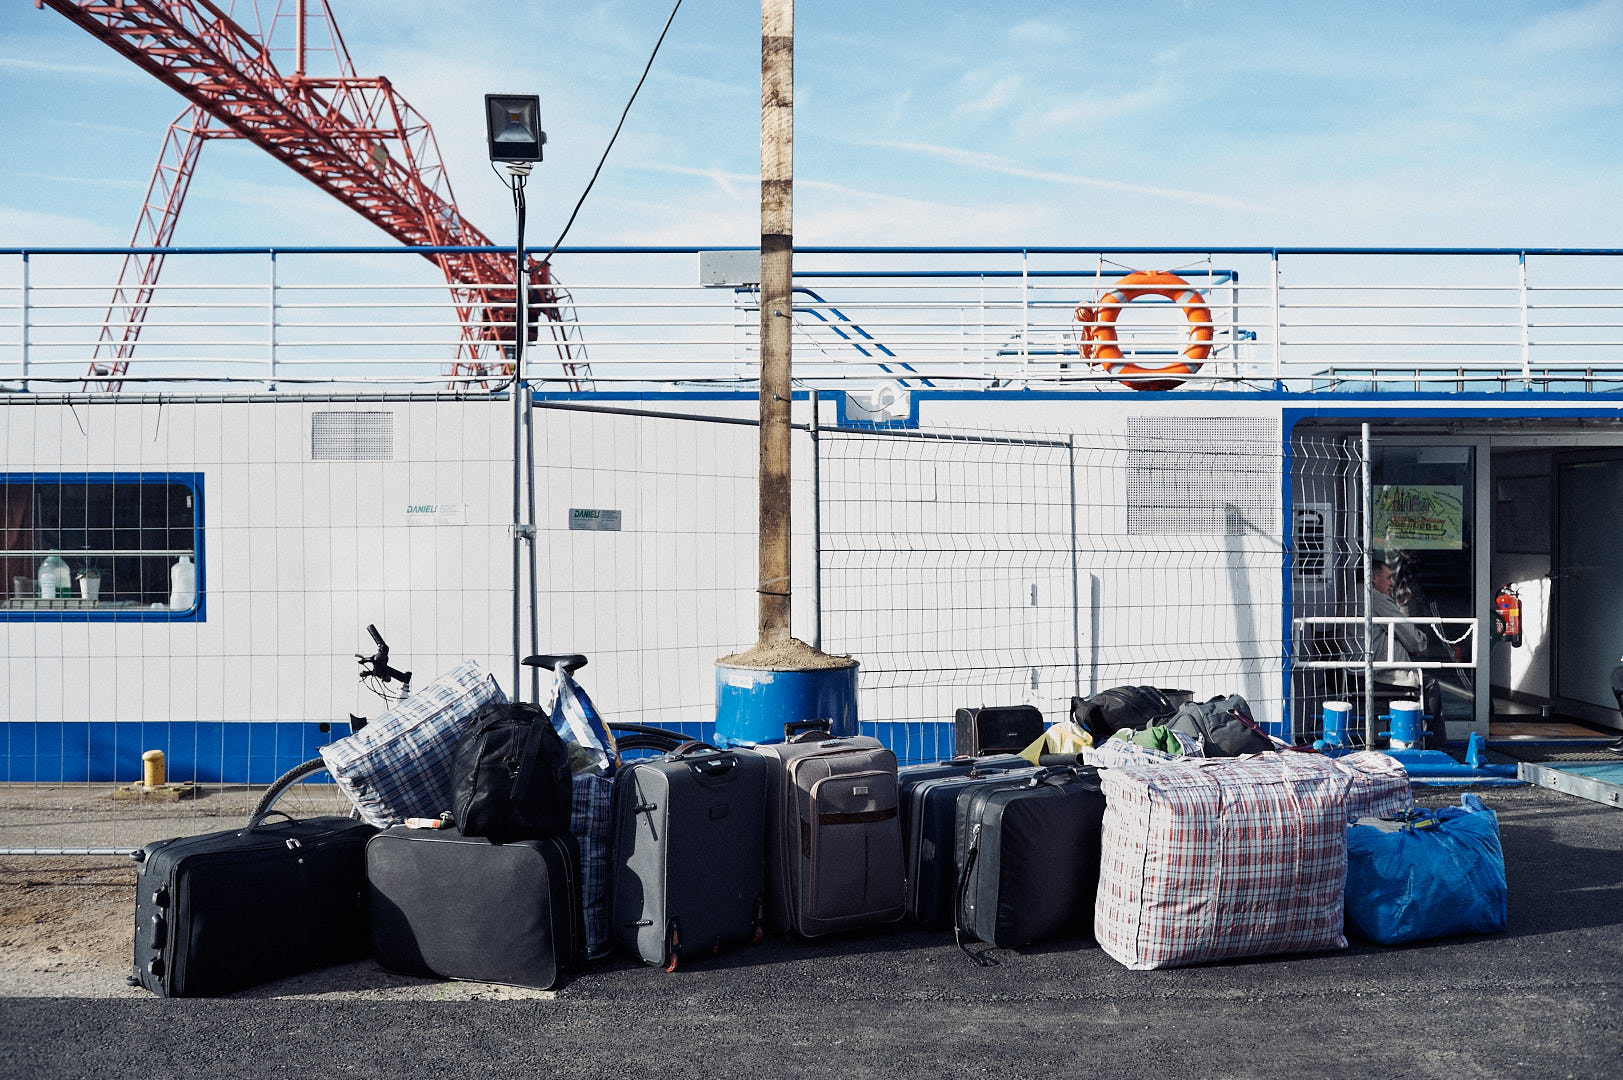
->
[1075,270,1212,391]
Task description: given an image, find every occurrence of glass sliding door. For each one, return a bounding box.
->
[1554,453,1623,721]
[1370,443,1479,728]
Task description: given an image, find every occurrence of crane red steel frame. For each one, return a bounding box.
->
[41,0,588,391]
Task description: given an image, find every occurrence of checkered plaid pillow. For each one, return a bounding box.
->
[320,661,505,828]
[1096,754,1353,970]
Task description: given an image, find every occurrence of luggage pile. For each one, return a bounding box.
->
[127,678,1506,997]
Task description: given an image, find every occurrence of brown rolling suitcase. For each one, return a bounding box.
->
[755,723,905,937]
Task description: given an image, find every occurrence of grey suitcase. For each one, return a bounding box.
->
[756,725,905,937]
[611,742,768,970]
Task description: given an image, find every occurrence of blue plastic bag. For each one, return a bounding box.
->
[549,668,620,778]
[1344,793,1508,945]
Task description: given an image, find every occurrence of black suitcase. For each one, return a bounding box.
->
[898,755,1039,929]
[366,827,583,990]
[953,766,1106,953]
[130,815,376,997]
[953,705,1045,757]
[612,742,768,970]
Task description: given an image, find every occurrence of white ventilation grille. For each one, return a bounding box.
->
[1126,416,1280,535]
[312,411,394,461]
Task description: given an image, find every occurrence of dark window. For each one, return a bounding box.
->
[1,473,203,621]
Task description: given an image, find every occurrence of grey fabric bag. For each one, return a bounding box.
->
[1169,695,1274,757]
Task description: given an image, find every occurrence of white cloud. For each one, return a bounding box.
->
[870,140,1262,213]
[1007,19,1070,49]
[0,205,122,247]
[0,54,139,81]
[1518,0,1623,52]
[957,75,1023,117]
[10,173,144,190]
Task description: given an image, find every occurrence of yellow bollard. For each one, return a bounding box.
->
[142,749,166,789]
[113,748,192,802]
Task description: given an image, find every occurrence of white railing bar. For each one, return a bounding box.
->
[25,284,272,294]
[19,251,29,380]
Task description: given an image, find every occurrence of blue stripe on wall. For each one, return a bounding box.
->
[1,721,337,784]
[0,719,964,782]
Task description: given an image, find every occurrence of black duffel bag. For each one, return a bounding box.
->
[450,702,572,843]
[1070,685,1191,744]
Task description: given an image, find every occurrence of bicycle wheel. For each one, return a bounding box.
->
[250,757,359,826]
[609,723,687,761]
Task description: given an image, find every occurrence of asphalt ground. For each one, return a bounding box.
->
[0,782,1618,1080]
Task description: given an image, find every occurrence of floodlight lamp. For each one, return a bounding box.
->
[485,94,546,163]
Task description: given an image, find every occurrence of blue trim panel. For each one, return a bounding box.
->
[2,721,332,784]
[530,387,1623,407]
[0,471,205,623]
[0,719,963,781]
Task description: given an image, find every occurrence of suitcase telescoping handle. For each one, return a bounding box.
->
[666,741,742,775]
[785,718,835,743]
[1025,765,1083,787]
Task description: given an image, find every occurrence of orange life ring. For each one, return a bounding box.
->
[1075,270,1212,391]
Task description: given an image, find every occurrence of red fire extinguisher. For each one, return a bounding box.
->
[1494,584,1523,648]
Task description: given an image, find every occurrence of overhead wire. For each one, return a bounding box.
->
[539,0,685,264]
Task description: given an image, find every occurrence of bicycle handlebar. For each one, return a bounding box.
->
[357,624,412,690]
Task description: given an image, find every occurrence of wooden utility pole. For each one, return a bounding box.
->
[758,0,793,643]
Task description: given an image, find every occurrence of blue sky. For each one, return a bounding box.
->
[2,0,1622,251]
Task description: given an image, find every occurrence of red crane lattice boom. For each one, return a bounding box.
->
[41,0,587,389]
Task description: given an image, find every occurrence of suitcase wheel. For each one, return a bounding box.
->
[662,924,680,973]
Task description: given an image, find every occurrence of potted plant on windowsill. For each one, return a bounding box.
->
[76,568,102,604]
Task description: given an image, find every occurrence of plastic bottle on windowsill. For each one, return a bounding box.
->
[38,552,69,600]
[169,554,196,611]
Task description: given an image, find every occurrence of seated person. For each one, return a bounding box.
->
[1365,558,1445,747]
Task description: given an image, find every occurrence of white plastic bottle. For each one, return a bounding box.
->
[39,552,69,600]
[169,554,197,611]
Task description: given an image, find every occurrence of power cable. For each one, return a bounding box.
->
[539,0,684,264]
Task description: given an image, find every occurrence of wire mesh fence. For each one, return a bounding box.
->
[819,416,1292,762]
[2,389,1375,851]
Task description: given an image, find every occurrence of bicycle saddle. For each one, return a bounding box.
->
[522,653,588,673]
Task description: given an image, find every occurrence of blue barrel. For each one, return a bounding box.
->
[714,660,859,747]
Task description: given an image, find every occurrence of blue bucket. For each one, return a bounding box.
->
[1320,700,1354,748]
[1383,699,1425,750]
[714,660,859,747]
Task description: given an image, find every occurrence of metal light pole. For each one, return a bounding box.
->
[758,0,793,644]
[485,95,546,700]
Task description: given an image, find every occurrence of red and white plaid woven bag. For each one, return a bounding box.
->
[1327,751,1413,821]
[1095,754,1353,970]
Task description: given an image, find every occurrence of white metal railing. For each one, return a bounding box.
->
[3,246,1622,392]
[1291,615,1481,677]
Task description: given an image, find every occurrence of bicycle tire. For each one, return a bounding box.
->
[250,757,359,826]
[608,723,687,760]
